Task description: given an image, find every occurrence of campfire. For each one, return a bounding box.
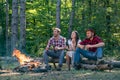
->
[12,49,47,72]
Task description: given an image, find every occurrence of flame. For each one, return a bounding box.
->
[12,49,41,69]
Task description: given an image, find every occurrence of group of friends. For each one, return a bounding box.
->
[43,28,105,71]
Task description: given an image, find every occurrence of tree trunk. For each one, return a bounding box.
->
[56,0,61,28]
[81,0,85,27]
[20,0,26,52]
[11,0,18,53]
[0,0,6,55]
[5,0,9,56]
[106,0,111,32]
[88,0,92,24]
[105,0,111,45]
[68,0,76,38]
[114,0,118,15]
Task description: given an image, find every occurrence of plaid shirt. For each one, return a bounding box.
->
[46,36,66,49]
[80,36,103,52]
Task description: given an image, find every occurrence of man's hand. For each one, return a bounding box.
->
[85,45,93,49]
[45,47,49,51]
[77,44,84,49]
[85,42,105,49]
[55,46,60,50]
[55,46,65,50]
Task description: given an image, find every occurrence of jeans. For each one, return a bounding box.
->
[73,47,103,65]
[43,50,65,67]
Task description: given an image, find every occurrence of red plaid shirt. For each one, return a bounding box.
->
[80,36,103,52]
[46,36,66,49]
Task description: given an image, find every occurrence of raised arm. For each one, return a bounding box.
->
[85,42,105,49]
[91,42,105,47]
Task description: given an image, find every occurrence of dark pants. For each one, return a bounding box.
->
[73,47,103,65]
[43,50,65,67]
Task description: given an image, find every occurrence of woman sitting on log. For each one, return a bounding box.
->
[66,31,81,70]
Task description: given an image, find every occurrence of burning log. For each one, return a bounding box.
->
[12,49,39,65]
[12,49,47,72]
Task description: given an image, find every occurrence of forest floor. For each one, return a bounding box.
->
[0,57,120,80]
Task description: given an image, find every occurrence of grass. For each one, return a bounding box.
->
[0,58,120,80]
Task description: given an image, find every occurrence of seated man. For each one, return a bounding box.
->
[43,28,66,71]
[74,29,105,69]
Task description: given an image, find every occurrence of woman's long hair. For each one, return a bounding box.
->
[71,31,79,48]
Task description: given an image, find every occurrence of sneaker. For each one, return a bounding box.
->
[74,63,81,70]
[56,66,61,71]
[56,65,62,71]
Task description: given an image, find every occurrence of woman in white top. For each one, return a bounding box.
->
[66,31,81,70]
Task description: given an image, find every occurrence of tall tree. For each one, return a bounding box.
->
[106,0,111,32]
[5,0,9,55]
[56,0,61,28]
[68,0,76,38]
[11,0,18,53]
[105,0,111,46]
[0,0,6,55]
[20,0,26,52]
[88,0,92,24]
[81,0,85,27]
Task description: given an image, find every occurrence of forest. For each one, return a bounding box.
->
[0,0,120,58]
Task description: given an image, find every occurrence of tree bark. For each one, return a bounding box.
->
[5,0,9,56]
[20,0,26,52]
[88,0,92,24]
[81,0,85,27]
[56,0,61,28]
[105,0,111,45]
[103,61,120,68]
[82,60,120,69]
[81,63,111,71]
[114,0,118,15]
[0,0,6,55]
[11,0,18,53]
[68,0,75,38]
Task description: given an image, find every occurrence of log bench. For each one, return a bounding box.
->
[66,57,113,71]
[49,58,66,69]
[49,57,111,71]
[80,59,113,71]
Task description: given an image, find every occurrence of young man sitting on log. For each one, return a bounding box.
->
[73,28,105,70]
[43,28,66,71]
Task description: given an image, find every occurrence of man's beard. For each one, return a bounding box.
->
[54,35,58,37]
[87,36,93,39]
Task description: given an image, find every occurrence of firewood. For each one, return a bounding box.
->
[12,49,47,73]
